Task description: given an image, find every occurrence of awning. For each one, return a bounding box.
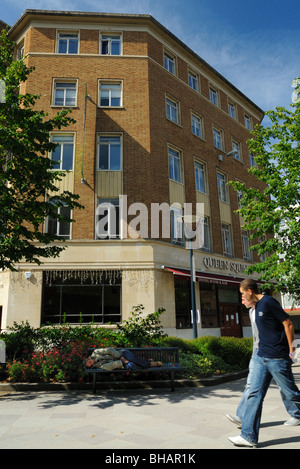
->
[162,266,243,286]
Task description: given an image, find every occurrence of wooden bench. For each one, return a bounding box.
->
[85,347,184,393]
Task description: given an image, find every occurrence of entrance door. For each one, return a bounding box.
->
[220,303,243,338]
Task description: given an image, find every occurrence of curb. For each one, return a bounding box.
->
[0,369,248,393]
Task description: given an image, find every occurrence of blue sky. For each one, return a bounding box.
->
[2,0,299,119]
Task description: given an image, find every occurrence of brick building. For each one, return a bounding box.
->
[1,10,267,338]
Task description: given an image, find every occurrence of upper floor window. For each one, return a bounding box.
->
[213,127,223,151]
[244,114,251,130]
[249,153,257,168]
[228,101,236,119]
[46,199,71,239]
[98,135,122,171]
[166,97,179,124]
[170,205,184,246]
[164,51,176,75]
[168,147,182,183]
[217,172,228,203]
[195,161,207,193]
[188,71,199,91]
[96,198,120,239]
[101,34,121,55]
[57,33,79,54]
[209,86,218,106]
[53,81,77,107]
[222,223,232,257]
[242,231,251,261]
[50,134,74,171]
[191,113,203,139]
[99,81,122,107]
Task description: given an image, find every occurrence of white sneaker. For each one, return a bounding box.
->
[284,417,300,426]
[228,436,257,447]
[226,414,242,428]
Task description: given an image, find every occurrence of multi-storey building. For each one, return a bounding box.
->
[1,10,267,338]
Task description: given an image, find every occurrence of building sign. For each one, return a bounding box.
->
[202,256,248,274]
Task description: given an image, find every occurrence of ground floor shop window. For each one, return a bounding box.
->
[175,277,192,329]
[199,283,219,328]
[42,270,121,325]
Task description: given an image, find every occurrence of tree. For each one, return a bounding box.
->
[0,29,83,271]
[230,78,300,302]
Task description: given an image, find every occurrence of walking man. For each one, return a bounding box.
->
[228,279,300,447]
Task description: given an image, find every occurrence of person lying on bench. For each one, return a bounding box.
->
[84,347,162,371]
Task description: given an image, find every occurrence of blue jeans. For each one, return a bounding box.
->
[237,350,300,421]
[241,354,300,444]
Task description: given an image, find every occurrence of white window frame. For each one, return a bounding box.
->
[168,146,182,183]
[242,231,251,261]
[97,134,122,171]
[244,114,251,130]
[195,160,207,194]
[222,223,232,257]
[170,205,184,246]
[191,113,203,139]
[99,80,123,107]
[166,96,179,124]
[209,86,219,106]
[100,33,122,56]
[45,199,71,239]
[96,198,121,239]
[217,172,228,203]
[164,51,176,75]
[53,80,77,107]
[188,70,199,91]
[228,101,236,119]
[57,32,79,54]
[50,133,75,171]
[200,216,211,252]
[213,127,223,151]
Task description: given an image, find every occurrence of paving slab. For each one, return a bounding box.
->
[0,365,299,451]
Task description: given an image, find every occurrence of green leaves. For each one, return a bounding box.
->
[229,77,300,301]
[0,30,83,271]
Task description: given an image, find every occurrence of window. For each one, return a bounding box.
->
[249,153,257,167]
[96,198,120,239]
[42,270,121,325]
[232,140,241,161]
[213,127,223,150]
[46,199,71,239]
[228,101,236,119]
[164,51,175,75]
[188,71,199,91]
[166,97,179,124]
[244,114,251,130]
[175,277,192,329]
[242,231,251,261]
[222,223,232,257]
[16,43,24,60]
[50,134,74,170]
[98,136,121,171]
[57,33,79,54]
[100,34,121,55]
[170,205,184,246]
[168,147,182,183]
[191,114,203,139]
[199,283,218,328]
[200,216,211,252]
[217,172,228,202]
[53,81,77,107]
[99,81,122,107]
[195,161,206,193]
[209,86,218,106]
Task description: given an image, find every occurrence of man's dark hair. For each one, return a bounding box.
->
[240,278,259,293]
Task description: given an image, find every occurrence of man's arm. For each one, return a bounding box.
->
[283,319,295,356]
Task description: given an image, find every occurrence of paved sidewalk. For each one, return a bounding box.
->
[0,364,299,450]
